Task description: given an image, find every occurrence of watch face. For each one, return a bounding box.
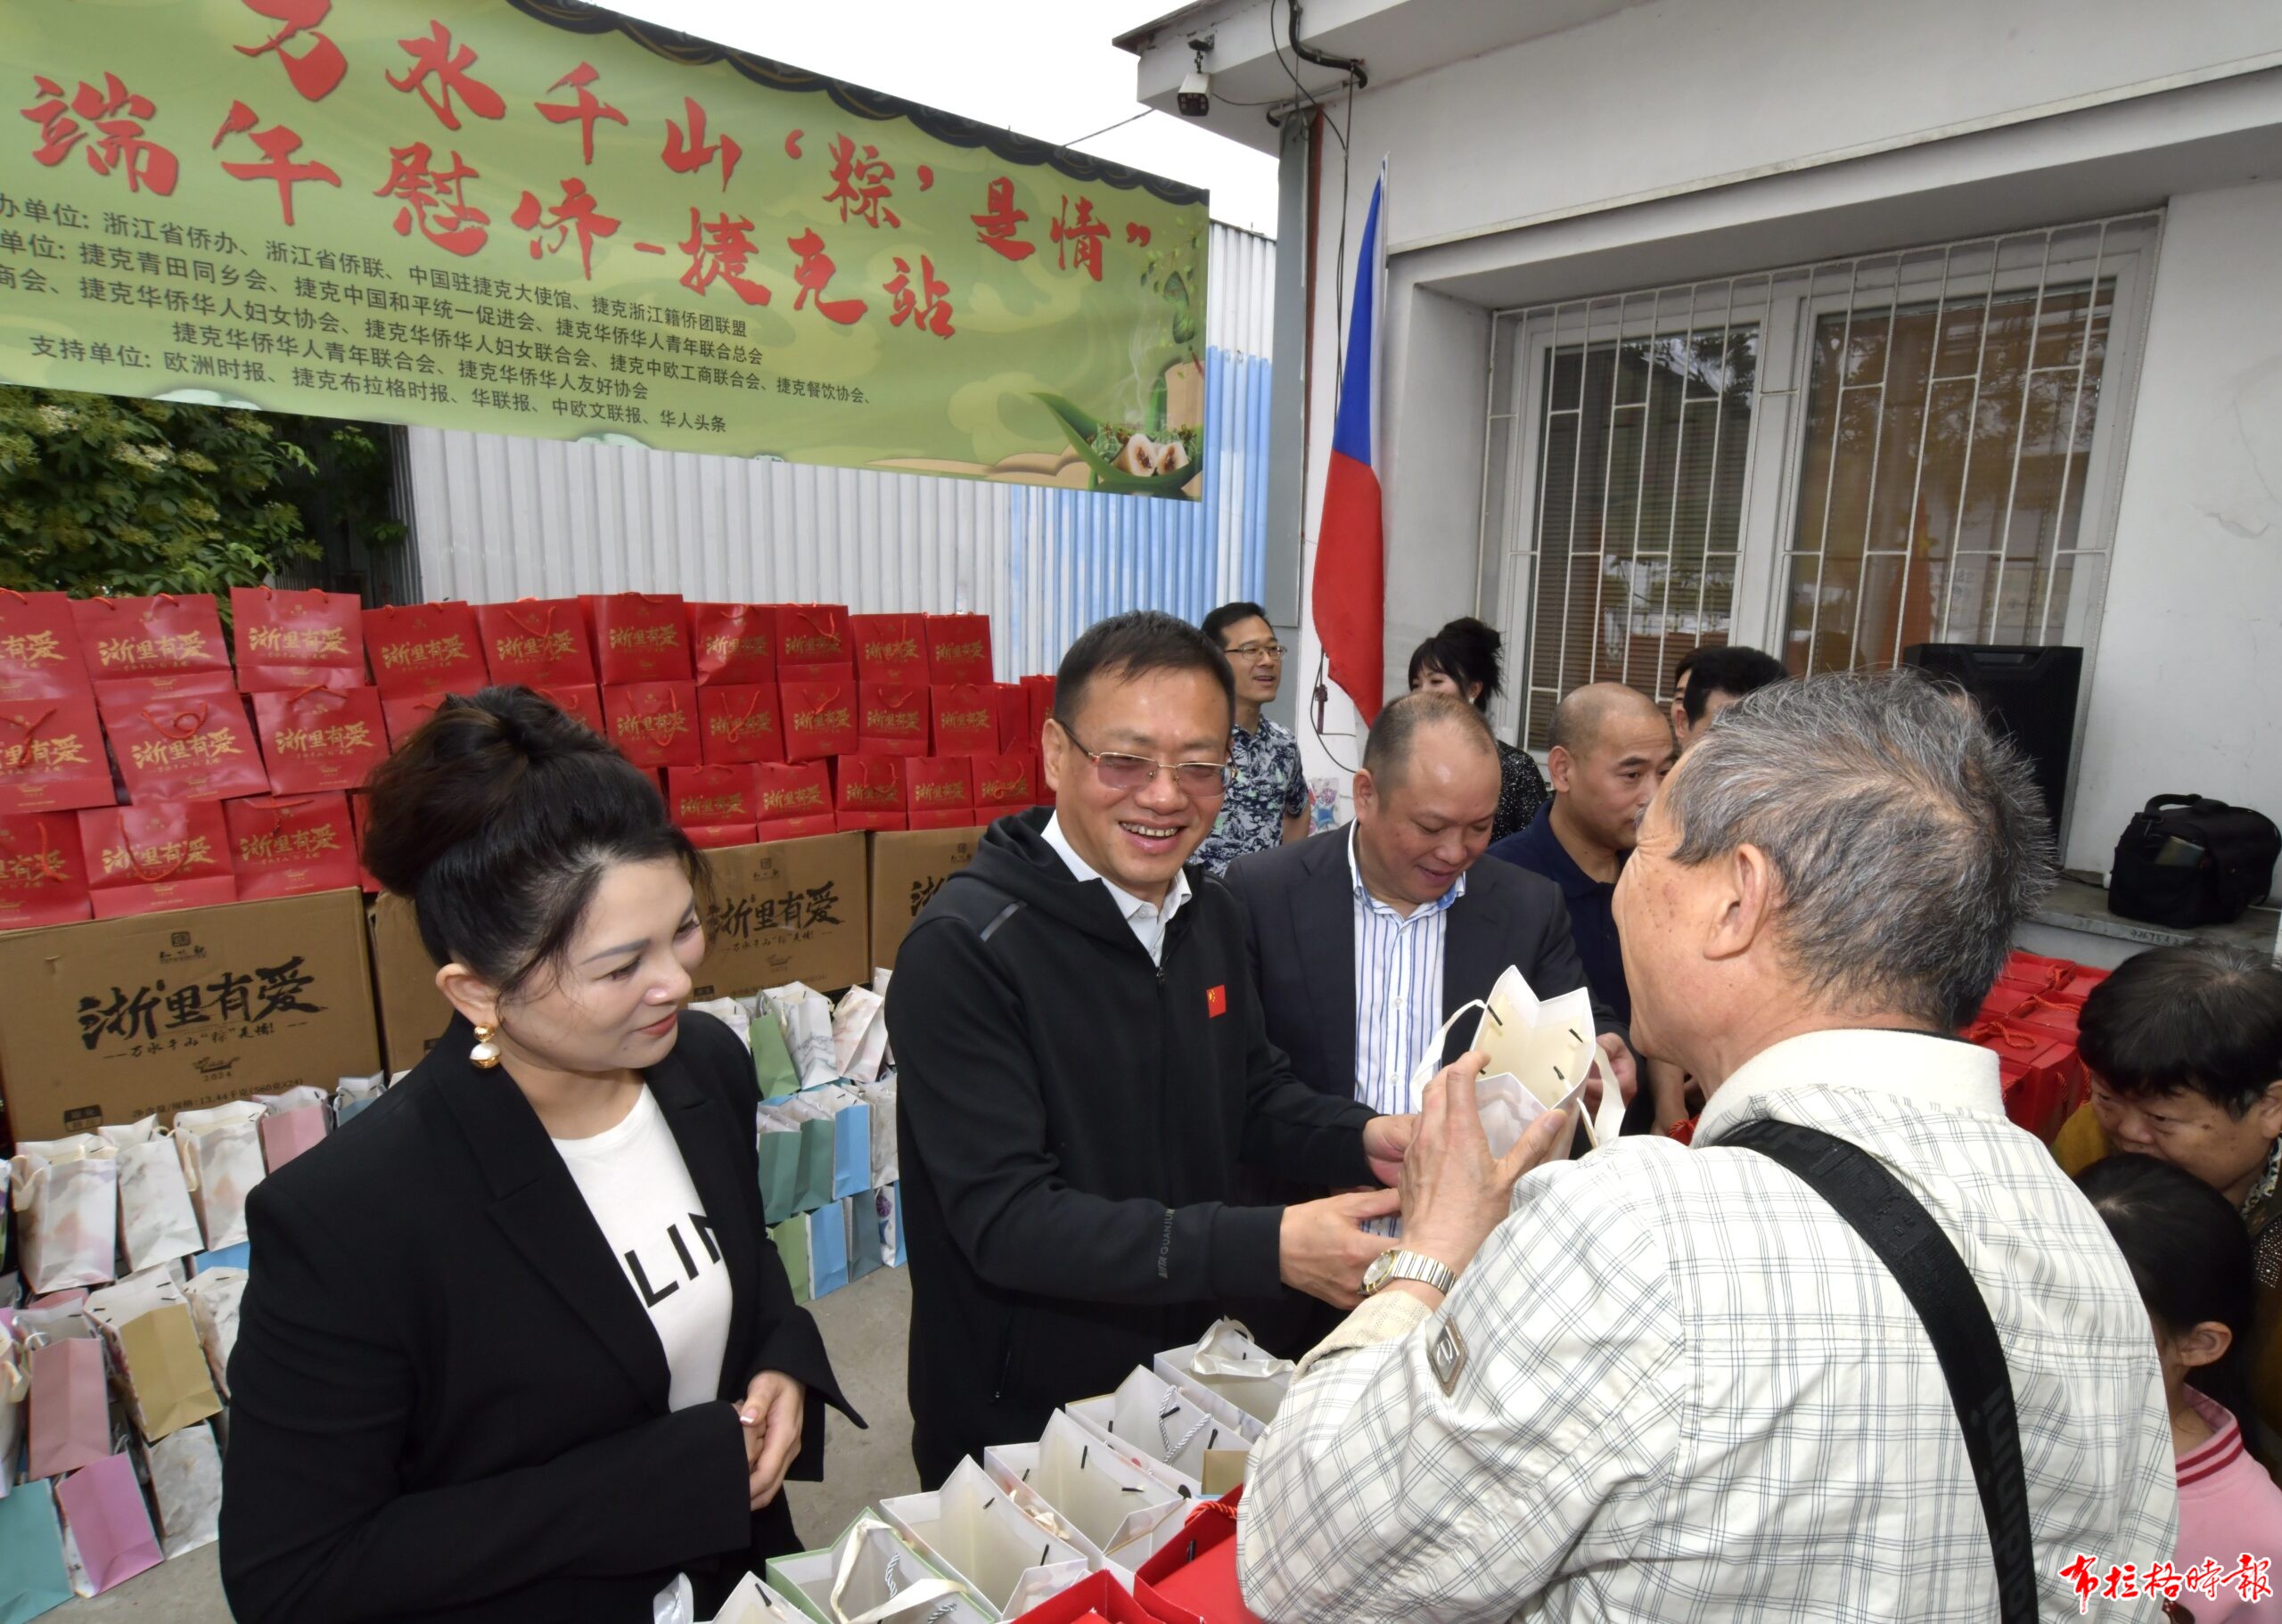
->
[1362,1249,1396,1292]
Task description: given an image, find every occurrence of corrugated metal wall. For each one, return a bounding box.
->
[403,222,1276,678]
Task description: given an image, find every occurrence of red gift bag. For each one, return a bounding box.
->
[969,750,1038,810]
[72,594,233,698]
[932,685,998,756]
[0,693,115,815]
[0,590,92,703]
[101,694,269,803]
[753,762,834,829]
[1008,1571,1203,1624]
[925,614,994,685]
[603,682,702,769]
[360,602,488,699]
[79,800,235,918]
[774,603,851,677]
[586,593,693,685]
[782,680,858,762]
[666,765,762,829]
[1966,1017,2077,1143]
[0,815,94,931]
[478,599,596,687]
[835,754,907,832]
[250,685,390,793]
[690,603,776,687]
[858,685,931,758]
[994,683,1032,752]
[851,614,929,685]
[382,693,447,750]
[1134,1491,1261,1624]
[684,822,759,850]
[346,790,380,893]
[232,586,365,693]
[532,684,606,736]
[697,683,784,765]
[1996,950,2111,1008]
[224,792,359,901]
[906,757,973,818]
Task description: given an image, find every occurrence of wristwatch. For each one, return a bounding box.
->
[1360,1247,1457,1299]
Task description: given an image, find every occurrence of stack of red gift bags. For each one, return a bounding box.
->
[1961,948,2113,1142]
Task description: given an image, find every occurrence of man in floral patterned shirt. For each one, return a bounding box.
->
[1195,602,1309,876]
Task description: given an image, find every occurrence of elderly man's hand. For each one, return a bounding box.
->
[1400,1051,1572,1281]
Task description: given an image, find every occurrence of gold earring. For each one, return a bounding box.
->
[469,1024,502,1069]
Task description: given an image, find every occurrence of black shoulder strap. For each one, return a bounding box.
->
[1722,1118,2037,1624]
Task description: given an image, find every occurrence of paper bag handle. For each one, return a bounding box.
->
[827,1517,962,1624]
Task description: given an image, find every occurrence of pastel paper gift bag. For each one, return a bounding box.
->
[142,1421,222,1559]
[763,1513,989,1624]
[26,1338,109,1481]
[251,1086,333,1172]
[8,1139,119,1295]
[981,1412,1192,1576]
[179,1267,246,1400]
[1153,1320,1292,1431]
[332,1072,388,1128]
[86,1277,222,1444]
[0,1478,73,1622]
[842,1199,882,1286]
[1064,1366,1252,1491]
[705,1571,810,1624]
[758,1113,805,1226]
[768,1218,810,1305]
[879,1456,1092,1619]
[751,1008,802,1102]
[53,1452,162,1597]
[830,985,889,1087]
[805,1199,850,1299]
[171,1102,267,1251]
[94,1120,202,1275]
[762,983,839,1091]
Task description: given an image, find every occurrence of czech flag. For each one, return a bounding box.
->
[1313,163,1387,724]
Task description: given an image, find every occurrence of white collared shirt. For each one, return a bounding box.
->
[1240,1027,2179,1622]
[1041,811,1192,965]
[1348,824,1466,1117]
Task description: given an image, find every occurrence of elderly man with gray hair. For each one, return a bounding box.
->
[1239,671,2177,1622]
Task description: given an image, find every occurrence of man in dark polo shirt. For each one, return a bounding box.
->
[1483,683,1674,1027]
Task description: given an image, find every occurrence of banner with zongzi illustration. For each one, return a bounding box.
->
[2,0,1208,496]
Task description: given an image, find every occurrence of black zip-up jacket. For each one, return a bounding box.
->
[886,808,1376,1484]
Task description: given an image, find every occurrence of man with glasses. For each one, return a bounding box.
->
[1194,601,1309,875]
[886,611,1418,1484]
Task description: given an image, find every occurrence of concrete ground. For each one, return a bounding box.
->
[61,1267,919,1621]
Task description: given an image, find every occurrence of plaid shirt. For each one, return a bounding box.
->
[1239,1029,2178,1622]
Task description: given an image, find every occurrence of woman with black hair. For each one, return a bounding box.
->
[220,688,854,1624]
[1407,616,1547,842]
[2080,1153,2282,1610]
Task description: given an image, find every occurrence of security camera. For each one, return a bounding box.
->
[1177,69,1211,117]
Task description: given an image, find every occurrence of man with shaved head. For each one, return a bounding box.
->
[1484,683,1675,1029]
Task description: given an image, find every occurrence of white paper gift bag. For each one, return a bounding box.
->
[851,1078,899,1187]
[981,1410,1193,1577]
[1065,1366,1248,1488]
[180,1267,247,1399]
[1153,1319,1293,1429]
[705,1571,810,1624]
[1463,965,1626,1148]
[762,982,839,1090]
[9,1136,120,1294]
[764,1513,989,1624]
[171,1102,267,1251]
[97,1119,203,1275]
[332,1072,388,1129]
[0,1316,26,1499]
[830,986,890,1086]
[880,1456,1092,1619]
[688,997,757,1050]
[142,1420,223,1558]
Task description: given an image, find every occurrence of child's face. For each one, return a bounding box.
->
[2089,1073,2282,1203]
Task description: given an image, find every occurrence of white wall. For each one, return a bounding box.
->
[2069,179,2282,874]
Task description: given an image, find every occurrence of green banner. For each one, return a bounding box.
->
[2,0,1209,496]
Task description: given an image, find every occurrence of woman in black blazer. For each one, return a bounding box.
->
[220,689,858,1623]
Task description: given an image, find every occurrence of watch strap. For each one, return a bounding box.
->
[1378,1250,1456,1296]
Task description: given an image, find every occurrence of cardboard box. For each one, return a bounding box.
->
[869,827,981,972]
[0,889,380,1141]
[694,832,869,997]
[368,891,454,1076]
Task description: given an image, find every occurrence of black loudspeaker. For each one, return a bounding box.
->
[1902,644,2083,833]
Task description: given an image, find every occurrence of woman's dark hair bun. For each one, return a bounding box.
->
[1406,616,1507,709]
[360,685,694,997]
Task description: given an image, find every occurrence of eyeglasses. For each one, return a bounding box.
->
[1056,724,1231,797]
[1225,641,1288,661]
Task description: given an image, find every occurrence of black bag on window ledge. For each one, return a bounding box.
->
[2108,794,2279,929]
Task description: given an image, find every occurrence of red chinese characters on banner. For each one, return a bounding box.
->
[785,229,863,324]
[21,74,179,197]
[662,97,740,189]
[1052,195,1109,282]
[884,254,954,338]
[513,177,618,279]
[536,62,627,166]
[374,143,487,257]
[212,102,341,228]
[971,176,1033,262]
[678,210,769,306]
[386,21,505,132]
[234,0,348,103]
[823,134,899,229]
[1126,222,1153,246]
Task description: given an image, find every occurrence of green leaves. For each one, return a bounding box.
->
[1030,392,1203,496]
